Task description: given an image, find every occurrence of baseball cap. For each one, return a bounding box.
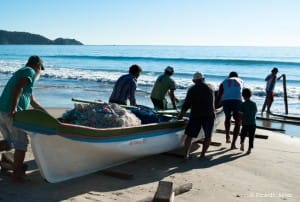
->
[272,67,278,73]
[26,55,45,70]
[193,72,204,81]
[165,66,174,73]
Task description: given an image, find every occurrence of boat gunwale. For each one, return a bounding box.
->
[58,120,187,139]
[13,109,188,140]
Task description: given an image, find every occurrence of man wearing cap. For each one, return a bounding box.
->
[178,72,215,160]
[150,66,178,110]
[217,71,243,149]
[0,55,47,182]
[261,67,285,113]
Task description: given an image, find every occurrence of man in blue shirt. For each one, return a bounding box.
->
[0,55,47,182]
[109,64,142,106]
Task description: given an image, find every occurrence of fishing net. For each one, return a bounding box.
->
[60,103,141,128]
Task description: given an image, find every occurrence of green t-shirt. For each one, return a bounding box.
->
[150,74,176,100]
[240,99,257,126]
[0,66,36,112]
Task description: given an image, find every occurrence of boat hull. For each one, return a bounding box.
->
[14,109,221,183]
[29,128,185,183]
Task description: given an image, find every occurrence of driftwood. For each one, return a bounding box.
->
[139,182,192,202]
[215,129,268,139]
[173,183,193,196]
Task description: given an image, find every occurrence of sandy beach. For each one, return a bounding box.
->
[1,108,299,202]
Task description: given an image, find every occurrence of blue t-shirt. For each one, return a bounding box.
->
[0,66,36,112]
[220,77,243,101]
[240,99,257,126]
[109,74,137,105]
[265,73,277,92]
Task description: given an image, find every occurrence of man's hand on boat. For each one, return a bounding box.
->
[177,110,187,120]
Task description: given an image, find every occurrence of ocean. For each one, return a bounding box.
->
[0,45,299,116]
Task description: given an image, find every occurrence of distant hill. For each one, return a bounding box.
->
[0,30,83,45]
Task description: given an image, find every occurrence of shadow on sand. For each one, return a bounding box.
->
[0,146,247,201]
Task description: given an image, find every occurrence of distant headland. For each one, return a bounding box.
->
[0,30,83,45]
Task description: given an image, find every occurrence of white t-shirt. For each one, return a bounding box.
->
[265,73,276,92]
[221,77,243,101]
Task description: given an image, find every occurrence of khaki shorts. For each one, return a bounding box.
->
[0,112,28,151]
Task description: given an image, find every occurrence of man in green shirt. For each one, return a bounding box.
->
[150,66,178,110]
[0,55,47,182]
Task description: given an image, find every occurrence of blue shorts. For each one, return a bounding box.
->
[0,112,28,151]
[185,116,215,140]
[222,100,242,120]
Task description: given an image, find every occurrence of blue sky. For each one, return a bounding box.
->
[1,0,300,46]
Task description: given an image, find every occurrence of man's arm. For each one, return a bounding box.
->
[216,83,224,106]
[277,74,285,80]
[30,95,47,112]
[177,89,191,119]
[129,81,137,106]
[168,89,177,109]
[9,77,30,118]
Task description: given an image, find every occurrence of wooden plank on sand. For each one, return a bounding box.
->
[215,129,268,139]
[153,181,174,202]
[256,116,300,125]
[195,140,222,146]
[270,112,300,121]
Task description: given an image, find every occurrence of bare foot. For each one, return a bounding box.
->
[240,144,244,151]
[231,145,238,150]
[181,155,190,163]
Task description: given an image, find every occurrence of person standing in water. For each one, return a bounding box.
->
[261,67,285,113]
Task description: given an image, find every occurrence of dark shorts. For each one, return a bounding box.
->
[151,98,167,110]
[266,91,274,102]
[109,99,126,105]
[185,117,215,140]
[240,125,256,148]
[222,100,242,120]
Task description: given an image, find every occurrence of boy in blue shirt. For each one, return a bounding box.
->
[239,88,257,154]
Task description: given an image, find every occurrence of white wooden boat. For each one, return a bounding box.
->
[13,109,221,183]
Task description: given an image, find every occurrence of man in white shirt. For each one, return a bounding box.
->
[261,67,284,113]
[217,72,244,149]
